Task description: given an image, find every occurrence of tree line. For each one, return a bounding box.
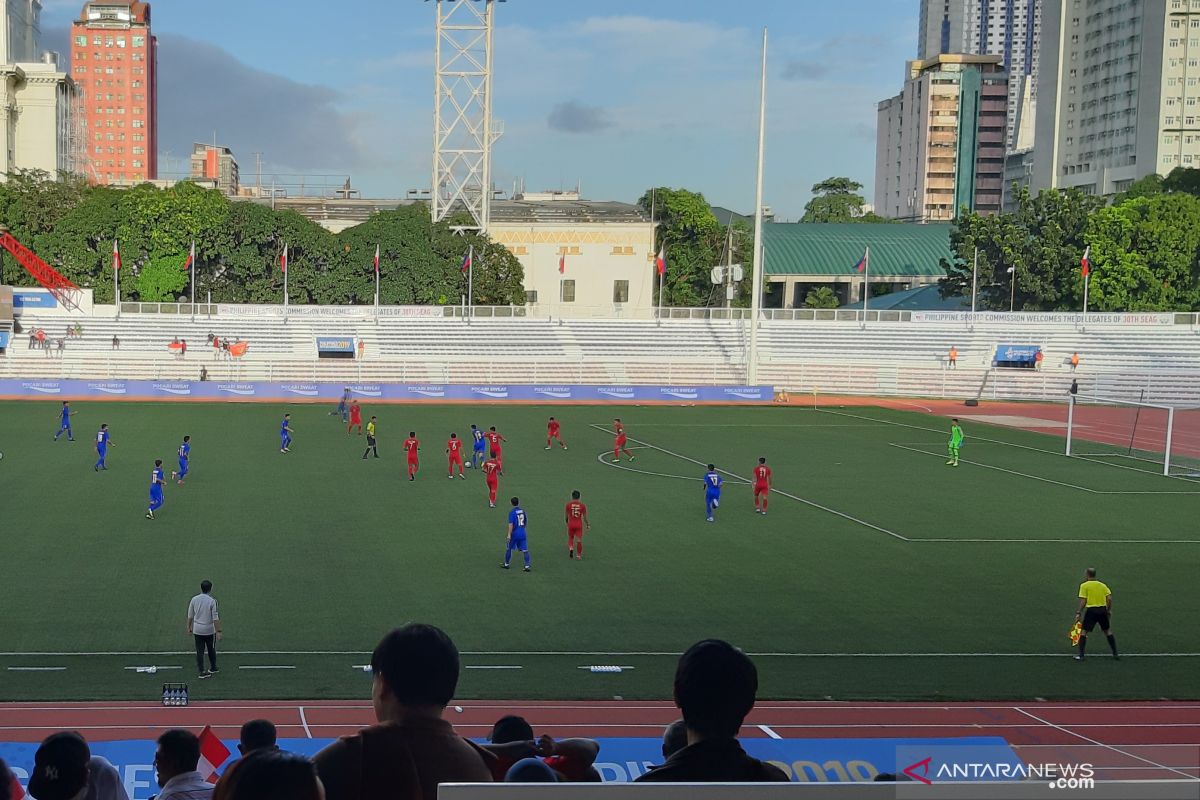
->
[941,168,1200,312]
[0,170,525,306]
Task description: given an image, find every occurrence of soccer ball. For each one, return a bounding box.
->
[464,461,472,469]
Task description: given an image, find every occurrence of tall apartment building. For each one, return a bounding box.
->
[191,142,239,195]
[69,1,156,184]
[875,54,1009,221]
[1,0,76,179]
[918,0,1040,152]
[1033,0,1196,196]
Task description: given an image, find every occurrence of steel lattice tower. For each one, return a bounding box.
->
[432,0,501,232]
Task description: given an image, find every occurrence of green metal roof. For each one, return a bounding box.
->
[763,222,953,277]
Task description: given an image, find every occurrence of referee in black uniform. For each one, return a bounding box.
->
[362,416,379,459]
[1074,567,1119,661]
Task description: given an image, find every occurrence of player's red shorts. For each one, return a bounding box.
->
[449,452,463,464]
[350,412,361,424]
[407,454,419,464]
[567,523,584,537]
[486,477,499,489]
[615,435,627,447]
[754,481,769,496]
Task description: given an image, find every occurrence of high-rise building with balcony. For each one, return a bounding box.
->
[918,0,1040,153]
[69,1,156,184]
[191,142,240,195]
[1033,0,1196,197]
[875,54,1009,221]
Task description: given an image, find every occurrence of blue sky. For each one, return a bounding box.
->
[42,0,919,220]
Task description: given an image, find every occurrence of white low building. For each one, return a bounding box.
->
[489,192,656,319]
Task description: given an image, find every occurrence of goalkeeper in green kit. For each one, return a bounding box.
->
[946,418,964,466]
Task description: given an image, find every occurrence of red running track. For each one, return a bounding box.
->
[0,700,1195,782]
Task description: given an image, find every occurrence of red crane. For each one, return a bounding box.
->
[0,229,81,312]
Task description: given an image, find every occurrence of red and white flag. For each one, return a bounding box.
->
[9,773,25,800]
[655,245,666,276]
[374,244,380,275]
[280,244,288,274]
[197,724,232,783]
[112,239,121,272]
[853,249,868,273]
[559,252,566,274]
[182,240,194,272]
[1080,245,1090,278]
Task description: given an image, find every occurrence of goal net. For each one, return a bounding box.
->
[1066,394,1200,478]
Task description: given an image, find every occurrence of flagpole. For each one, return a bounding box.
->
[283,244,289,321]
[113,241,120,319]
[190,240,196,322]
[374,245,380,315]
[862,245,870,327]
[467,244,474,324]
[747,26,767,385]
[1082,272,1089,321]
[970,246,978,315]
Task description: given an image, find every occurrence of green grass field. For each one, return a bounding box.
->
[1,400,1197,702]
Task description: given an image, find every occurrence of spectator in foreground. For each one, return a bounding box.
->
[313,623,494,800]
[504,759,558,782]
[153,729,212,800]
[0,757,12,800]
[483,715,600,782]
[636,640,788,783]
[111,335,119,351]
[213,749,323,800]
[238,719,278,756]
[661,719,689,760]
[27,730,129,800]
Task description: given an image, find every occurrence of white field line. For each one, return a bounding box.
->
[5,650,1199,658]
[821,407,1200,485]
[298,705,312,738]
[596,450,752,484]
[5,666,65,671]
[1014,706,1198,781]
[758,725,782,739]
[888,442,1200,496]
[237,665,295,670]
[589,423,909,542]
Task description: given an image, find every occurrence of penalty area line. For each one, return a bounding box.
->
[589,424,909,542]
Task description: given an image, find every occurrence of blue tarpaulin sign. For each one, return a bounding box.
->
[994,344,1039,366]
[0,736,1017,797]
[12,291,57,308]
[315,336,355,353]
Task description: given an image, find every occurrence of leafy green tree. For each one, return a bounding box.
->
[803,286,839,308]
[1083,193,1200,311]
[801,177,866,222]
[940,186,1103,310]
[135,252,190,301]
[637,187,731,306]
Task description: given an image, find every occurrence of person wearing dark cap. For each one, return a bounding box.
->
[237,720,278,756]
[27,731,128,800]
[636,640,788,782]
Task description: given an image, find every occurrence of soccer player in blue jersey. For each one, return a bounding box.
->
[331,387,351,421]
[172,435,191,485]
[503,496,531,572]
[94,424,113,471]
[702,464,723,523]
[280,414,294,453]
[470,424,486,468]
[53,401,77,441]
[146,459,166,519]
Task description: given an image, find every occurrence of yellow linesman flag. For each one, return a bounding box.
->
[1069,621,1083,647]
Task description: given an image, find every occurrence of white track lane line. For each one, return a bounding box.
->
[758,724,782,739]
[298,705,312,738]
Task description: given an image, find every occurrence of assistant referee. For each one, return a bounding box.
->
[1074,567,1119,661]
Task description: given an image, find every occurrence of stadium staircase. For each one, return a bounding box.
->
[3,311,1199,404]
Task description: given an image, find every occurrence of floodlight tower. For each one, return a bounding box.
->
[431,0,502,233]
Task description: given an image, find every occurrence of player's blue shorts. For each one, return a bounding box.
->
[149,487,164,509]
[178,458,189,477]
[510,533,528,551]
[281,434,291,448]
[474,444,486,457]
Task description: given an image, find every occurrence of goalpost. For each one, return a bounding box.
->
[1065,394,1200,477]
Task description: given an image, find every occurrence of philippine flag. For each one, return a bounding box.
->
[1080,245,1090,278]
[374,244,380,275]
[280,244,288,274]
[182,240,194,272]
[853,250,868,273]
[460,248,472,274]
[655,245,666,276]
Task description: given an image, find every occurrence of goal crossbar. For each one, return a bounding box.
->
[1066,394,1176,476]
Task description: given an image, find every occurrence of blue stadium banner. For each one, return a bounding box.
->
[0,380,774,404]
[12,290,57,308]
[315,336,356,353]
[994,344,1039,365]
[0,736,1016,797]
[0,331,10,348]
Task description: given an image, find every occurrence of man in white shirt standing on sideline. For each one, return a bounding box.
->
[187,580,222,679]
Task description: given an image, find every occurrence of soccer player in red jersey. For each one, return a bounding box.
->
[485,426,507,468]
[482,455,501,507]
[446,432,466,479]
[403,431,420,481]
[347,399,363,436]
[546,417,567,450]
[612,418,635,462]
[564,489,590,560]
[753,456,772,514]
